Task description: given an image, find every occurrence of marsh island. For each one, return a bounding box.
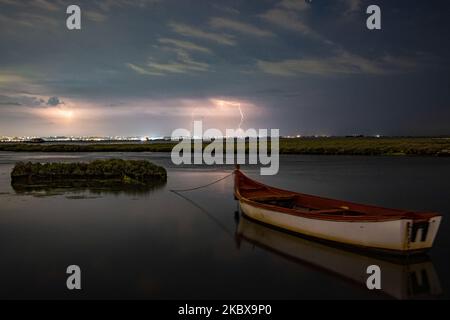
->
[10,159,167,191]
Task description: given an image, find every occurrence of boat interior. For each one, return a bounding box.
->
[243,188,364,216]
[234,170,439,220]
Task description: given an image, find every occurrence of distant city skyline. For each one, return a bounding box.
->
[1,0,449,137]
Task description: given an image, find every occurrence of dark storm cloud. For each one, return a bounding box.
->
[47,96,64,106]
[0,94,45,107]
[0,0,449,136]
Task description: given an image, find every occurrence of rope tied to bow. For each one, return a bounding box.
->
[169,171,234,193]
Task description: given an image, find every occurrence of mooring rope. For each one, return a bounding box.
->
[169,171,234,192]
[171,190,235,239]
[169,171,236,238]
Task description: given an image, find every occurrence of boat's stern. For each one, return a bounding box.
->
[403,215,442,253]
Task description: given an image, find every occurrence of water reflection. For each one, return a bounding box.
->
[235,215,442,300]
[11,180,166,196]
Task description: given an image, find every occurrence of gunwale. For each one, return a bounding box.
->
[234,170,440,223]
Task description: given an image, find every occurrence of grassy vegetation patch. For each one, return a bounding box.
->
[11,159,167,191]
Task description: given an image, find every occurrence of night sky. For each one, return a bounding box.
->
[0,0,449,137]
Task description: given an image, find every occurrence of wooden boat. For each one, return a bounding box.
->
[234,169,442,255]
[236,216,442,299]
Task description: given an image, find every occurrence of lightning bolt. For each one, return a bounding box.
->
[237,103,244,130]
[190,108,197,134]
[211,99,245,133]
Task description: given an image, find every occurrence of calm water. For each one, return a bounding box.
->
[0,152,449,299]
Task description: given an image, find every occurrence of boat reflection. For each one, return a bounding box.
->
[235,215,442,299]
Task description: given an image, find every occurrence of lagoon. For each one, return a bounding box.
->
[0,152,449,299]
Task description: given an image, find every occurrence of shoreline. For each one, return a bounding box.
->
[0,137,449,157]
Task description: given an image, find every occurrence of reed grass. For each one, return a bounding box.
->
[1,137,449,156]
